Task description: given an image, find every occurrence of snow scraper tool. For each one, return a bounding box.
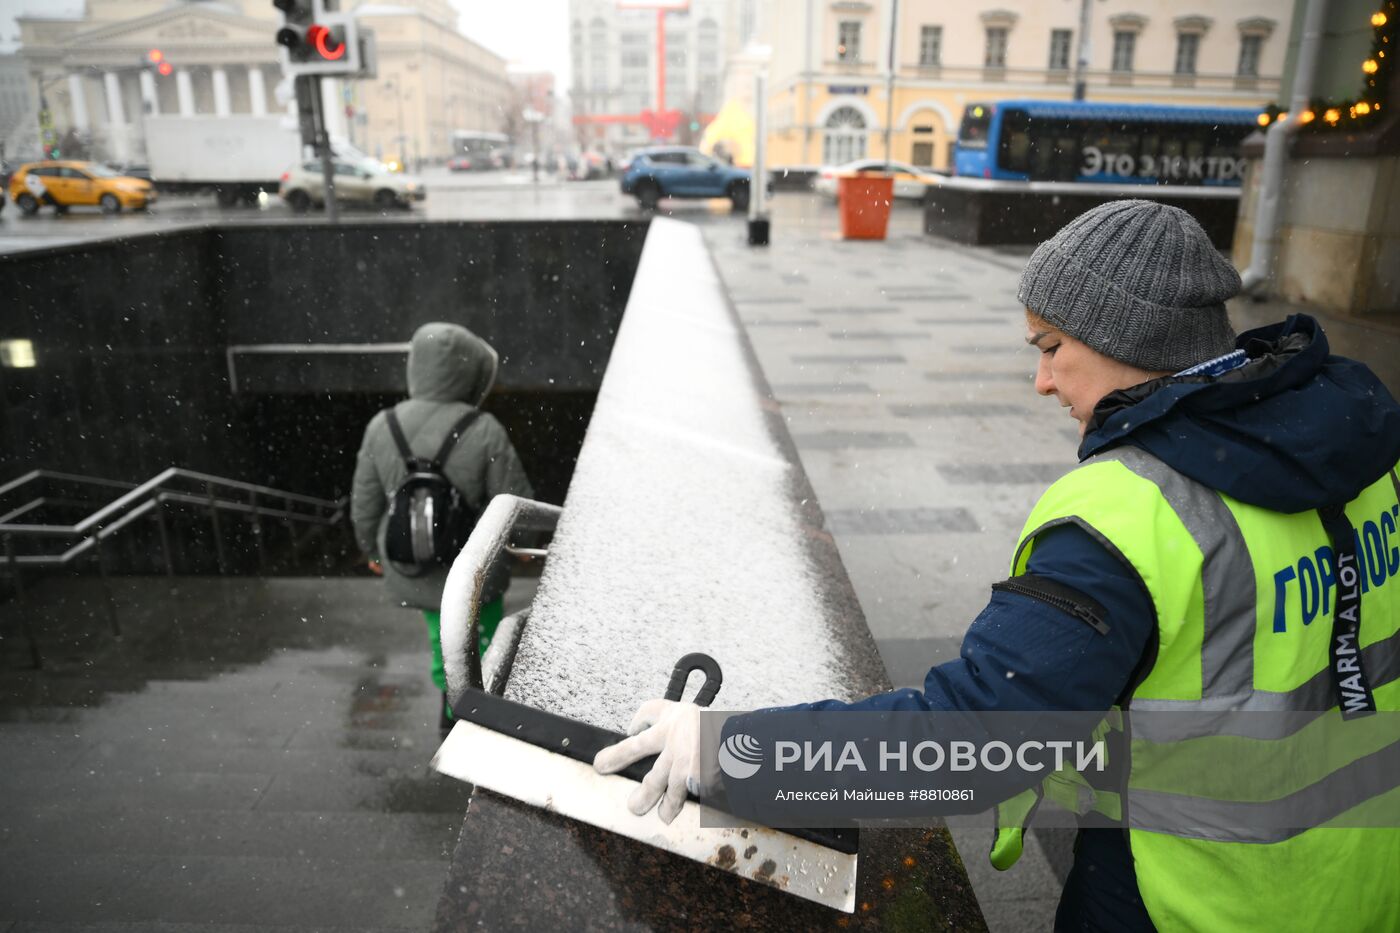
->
[431,652,860,913]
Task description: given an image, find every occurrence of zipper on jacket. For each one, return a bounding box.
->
[992,574,1111,635]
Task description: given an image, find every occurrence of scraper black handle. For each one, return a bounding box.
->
[453,686,858,855]
[665,652,722,707]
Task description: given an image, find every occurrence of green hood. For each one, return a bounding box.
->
[407,322,498,404]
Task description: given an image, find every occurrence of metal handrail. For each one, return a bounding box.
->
[0,467,340,538]
[440,495,562,701]
[0,469,137,499]
[0,467,350,669]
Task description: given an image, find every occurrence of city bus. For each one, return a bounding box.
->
[953,100,1260,186]
[448,130,513,171]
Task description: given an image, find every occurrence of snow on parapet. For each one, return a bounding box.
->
[503,218,870,732]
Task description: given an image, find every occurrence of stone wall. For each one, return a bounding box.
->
[1233,154,1400,315]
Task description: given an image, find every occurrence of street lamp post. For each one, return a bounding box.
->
[522,107,544,183]
[883,0,900,162]
[385,78,406,168]
[1071,0,1097,101]
[32,72,69,158]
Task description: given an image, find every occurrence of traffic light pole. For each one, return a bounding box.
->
[301,73,338,222]
[280,0,363,222]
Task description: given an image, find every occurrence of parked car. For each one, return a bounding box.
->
[7,160,156,215]
[565,151,611,181]
[620,146,752,210]
[278,158,425,212]
[813,159,942,200]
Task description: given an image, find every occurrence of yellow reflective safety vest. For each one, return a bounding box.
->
[991,446,1400,931]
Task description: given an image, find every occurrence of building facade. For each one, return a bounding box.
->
[569,0,729,153]
[12,0,509,166]
[0,54,41,160]
[350,2,511,165]
[760,0,1292,169]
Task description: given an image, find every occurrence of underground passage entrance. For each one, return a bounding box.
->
[0,221,644,539]
[0,218,645,662]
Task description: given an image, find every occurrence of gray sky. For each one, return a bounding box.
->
[450,0,570,85]
[0,0,572,87]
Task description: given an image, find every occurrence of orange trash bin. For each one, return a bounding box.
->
[837,173,895,240]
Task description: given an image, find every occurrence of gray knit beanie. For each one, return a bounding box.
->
[1016,200,1240,372]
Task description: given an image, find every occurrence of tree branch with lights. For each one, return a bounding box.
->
[1258,0,1396,130]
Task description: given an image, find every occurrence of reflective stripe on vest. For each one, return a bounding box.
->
[990,450,1400,931]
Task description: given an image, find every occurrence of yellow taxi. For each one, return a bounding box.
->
[8,160,156,215]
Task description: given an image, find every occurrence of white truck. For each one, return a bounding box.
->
[144,115,303,206]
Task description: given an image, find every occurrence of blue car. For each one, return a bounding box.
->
[620,146,752,210]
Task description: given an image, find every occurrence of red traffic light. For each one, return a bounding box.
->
[147,49,164,63]
[309,23,346,60]
[158,62,173,76]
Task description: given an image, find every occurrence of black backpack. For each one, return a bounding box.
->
[383,408,481,576]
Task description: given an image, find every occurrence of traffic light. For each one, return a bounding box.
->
[147,48,173,77]
[274,0,360,76]
[274,0,314,60]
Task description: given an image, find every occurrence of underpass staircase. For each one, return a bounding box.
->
[0,469,483,930]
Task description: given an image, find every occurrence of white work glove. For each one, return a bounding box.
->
[593,698,714,825]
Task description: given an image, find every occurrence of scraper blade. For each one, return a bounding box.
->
[432,719,859,913]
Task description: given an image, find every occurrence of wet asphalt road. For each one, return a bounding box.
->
[0,169,699,255]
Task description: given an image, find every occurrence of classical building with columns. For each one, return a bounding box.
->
[14,0,510,166]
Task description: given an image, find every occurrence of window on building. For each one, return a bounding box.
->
[1048,29,1072,70]
[1111,31,1136,72]
[920,26,942,66]
[699,76,719,111]
[1237,34,1263,76]
[621,31,648,45]
[622,51,648,68]
[699,18,719,71]
[823,105,867,163]
[838,21,861,62]
[589,17,608,90]
[590,49,607,93]
[740,0,757,44]
[985,27,1008,68]
[1174,33,1200,74]
[910,123,935,166]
